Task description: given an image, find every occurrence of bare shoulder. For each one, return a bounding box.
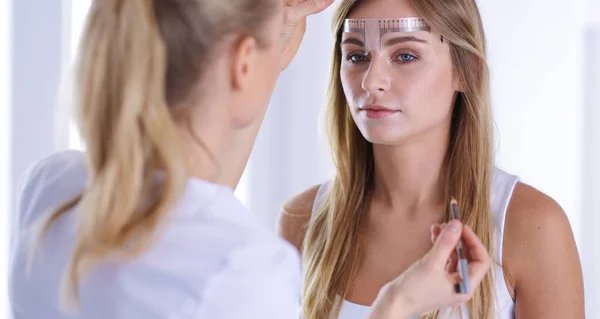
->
[506,182,571,231]
[503,181,575,275]
[503,182,584,317]
[504,182,574,246]
[275,184,322,252]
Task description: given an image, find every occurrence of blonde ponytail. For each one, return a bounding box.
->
[40,0,187,308]
[36,0,279,310]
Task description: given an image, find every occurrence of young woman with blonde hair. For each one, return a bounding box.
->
[279,0,585,318]
[9,0,491,318]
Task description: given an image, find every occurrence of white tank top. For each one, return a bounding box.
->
[311,167,519,319]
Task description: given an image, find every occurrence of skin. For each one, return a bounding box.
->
[278,0,584,317]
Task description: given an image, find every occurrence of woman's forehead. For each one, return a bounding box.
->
[347,0,420,19]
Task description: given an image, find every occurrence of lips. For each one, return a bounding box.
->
[359,104,400,119]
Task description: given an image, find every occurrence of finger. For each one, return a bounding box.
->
[468,261,491,291]
[439,223,458,272]
[448,272,462,284]
[448,250,458,273]
[433,222,457,271]
[461,226,492,290]
[287,0,335,22]
[445,271,476,305]
[444,272,474,306]
[432,223,444,242]
[462,225,490,263]
[430,224,441,244]
[423,220,463,266]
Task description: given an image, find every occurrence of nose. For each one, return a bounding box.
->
[361,54,391,94]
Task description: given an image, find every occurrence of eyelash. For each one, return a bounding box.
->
[345,51,419,64]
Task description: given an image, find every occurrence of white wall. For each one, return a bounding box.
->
[1,0,13,316]
[582,5,600,317]
[9,0,70,208]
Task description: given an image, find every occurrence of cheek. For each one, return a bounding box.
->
[340,67,363,104]
[398,66,455,117]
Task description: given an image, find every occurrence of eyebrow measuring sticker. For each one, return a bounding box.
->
[342,17,432,54]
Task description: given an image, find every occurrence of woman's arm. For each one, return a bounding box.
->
[504,183,585,318]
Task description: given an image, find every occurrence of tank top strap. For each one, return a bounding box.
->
[311,180,333,217]
[490,167,520,263]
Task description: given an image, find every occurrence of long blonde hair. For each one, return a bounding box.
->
[36,0,278,309]
[302,0,495,318]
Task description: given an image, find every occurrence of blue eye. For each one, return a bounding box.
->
[348,53,368,63]
[397,53,417,62]
[398,53,417,62]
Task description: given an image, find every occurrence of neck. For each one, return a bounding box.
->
[371,125,450,211]
[176,110,264,191]
[218,116,264,188]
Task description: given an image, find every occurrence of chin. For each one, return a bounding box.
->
[359,127,413,146]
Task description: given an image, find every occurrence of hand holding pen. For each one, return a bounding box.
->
[369,219,492,319]
[431,198,488,295]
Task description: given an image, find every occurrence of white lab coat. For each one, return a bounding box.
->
[9,150,302,319]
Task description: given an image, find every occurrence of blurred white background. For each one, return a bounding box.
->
[2,0,599,317]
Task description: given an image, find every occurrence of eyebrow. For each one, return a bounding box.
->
[341,36,428,47]
[340,38,365,46]
[385,36,428,46]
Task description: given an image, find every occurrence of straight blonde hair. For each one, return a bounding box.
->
[302,0,495,318]
[35,0,278,309]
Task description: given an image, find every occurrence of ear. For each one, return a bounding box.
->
[231,36,258,90]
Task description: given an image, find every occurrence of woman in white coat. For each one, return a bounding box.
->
[8,0,491,318]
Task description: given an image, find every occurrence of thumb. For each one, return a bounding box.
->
[430,223,441,244]
[287,0,334,23]
[424,220,462,266]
